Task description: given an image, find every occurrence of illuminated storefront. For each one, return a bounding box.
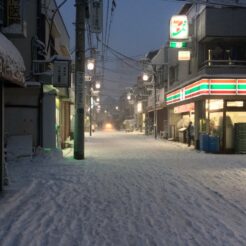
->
[166,78,246,152]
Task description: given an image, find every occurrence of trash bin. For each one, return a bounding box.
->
[199,133,209,152]
[208,136,220,153]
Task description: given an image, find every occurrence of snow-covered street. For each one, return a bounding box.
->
[1,131,246,246]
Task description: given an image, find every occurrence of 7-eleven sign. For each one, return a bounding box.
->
[170,15,189,40]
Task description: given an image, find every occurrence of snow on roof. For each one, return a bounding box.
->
[151,48,165,66]
[0,32,25,84]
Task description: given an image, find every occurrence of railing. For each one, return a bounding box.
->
[201,59,246,68]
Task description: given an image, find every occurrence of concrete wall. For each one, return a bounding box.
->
[198,8,246,40]
[9,1,38,76]
[42,93,56,149]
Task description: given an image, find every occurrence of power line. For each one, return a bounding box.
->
[100,40,140,63]
[109,50,142,71]
[46,0,68,52]
[96,65,139,75]
[106,0,117,46]
[104,0,110,48]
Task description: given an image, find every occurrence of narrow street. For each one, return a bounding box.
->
[1,131,246,246]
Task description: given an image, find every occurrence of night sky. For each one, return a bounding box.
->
[58,0,183,99]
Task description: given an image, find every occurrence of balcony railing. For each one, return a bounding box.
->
[201,59,246,67]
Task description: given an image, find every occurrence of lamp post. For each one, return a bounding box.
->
[87,59,95,137]
[142,67,157,139]
[153,65,157,139]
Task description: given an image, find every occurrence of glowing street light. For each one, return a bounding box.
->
[95,80,101,89]
[142,73,149,81]
[87,59,95,70]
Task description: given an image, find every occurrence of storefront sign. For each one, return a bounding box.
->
[166,79,246,105]
[178,51,191,61]
[227,101,244,107]
[174,103,194,114]
[170,41,187,48]
[170,15,189,40]
[208,99,223,110]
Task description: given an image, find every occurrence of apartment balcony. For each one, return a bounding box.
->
[198,59,246,77]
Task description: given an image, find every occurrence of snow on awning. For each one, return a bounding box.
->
[0,33,25,86]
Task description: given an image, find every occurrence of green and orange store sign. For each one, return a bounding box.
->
[166,79,246,105]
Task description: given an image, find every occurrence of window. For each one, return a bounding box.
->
[0,0,4,27]
[1,0,27,37]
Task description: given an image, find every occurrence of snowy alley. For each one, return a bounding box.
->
[0,131,246,246]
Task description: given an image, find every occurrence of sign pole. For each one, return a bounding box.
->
[74,0,85,159]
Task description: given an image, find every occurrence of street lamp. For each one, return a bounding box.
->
[127,93,131,100]
[142,73,149,81]
[87,59,95,71]
[95,80,101,89]
[142,67,157,139]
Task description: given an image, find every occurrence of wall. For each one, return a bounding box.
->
[4,87,40,146]
[9,1,38,76]
[42,93,56,148]
[198,8,246,41]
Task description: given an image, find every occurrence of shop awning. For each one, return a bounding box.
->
[0,33,25,86]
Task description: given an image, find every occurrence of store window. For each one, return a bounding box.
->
[206,99,224,137]
[225,111,246,149]
[209,112,223,137]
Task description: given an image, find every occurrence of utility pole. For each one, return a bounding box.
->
[153,65,157,139]
[74,0,85,159]
[89,87,92,136]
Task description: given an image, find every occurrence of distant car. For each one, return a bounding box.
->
[103,122,114,131]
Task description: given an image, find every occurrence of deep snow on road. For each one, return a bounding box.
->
[1,131,246,246]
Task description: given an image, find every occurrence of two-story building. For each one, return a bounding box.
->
[166,4,246,153]
[1,0,71,151]
[0,0,26,189]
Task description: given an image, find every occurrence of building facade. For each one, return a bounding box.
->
[165,4,246,153]
[1,0,71,150]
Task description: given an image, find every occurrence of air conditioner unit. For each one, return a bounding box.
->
[32,60,51,75]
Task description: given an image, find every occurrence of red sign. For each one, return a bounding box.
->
[174,103,194,113]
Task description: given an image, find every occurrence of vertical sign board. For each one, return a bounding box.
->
[90,0,103,33]
[53,60,71,87]
[76,72,84,109]
[170,15,189,40]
